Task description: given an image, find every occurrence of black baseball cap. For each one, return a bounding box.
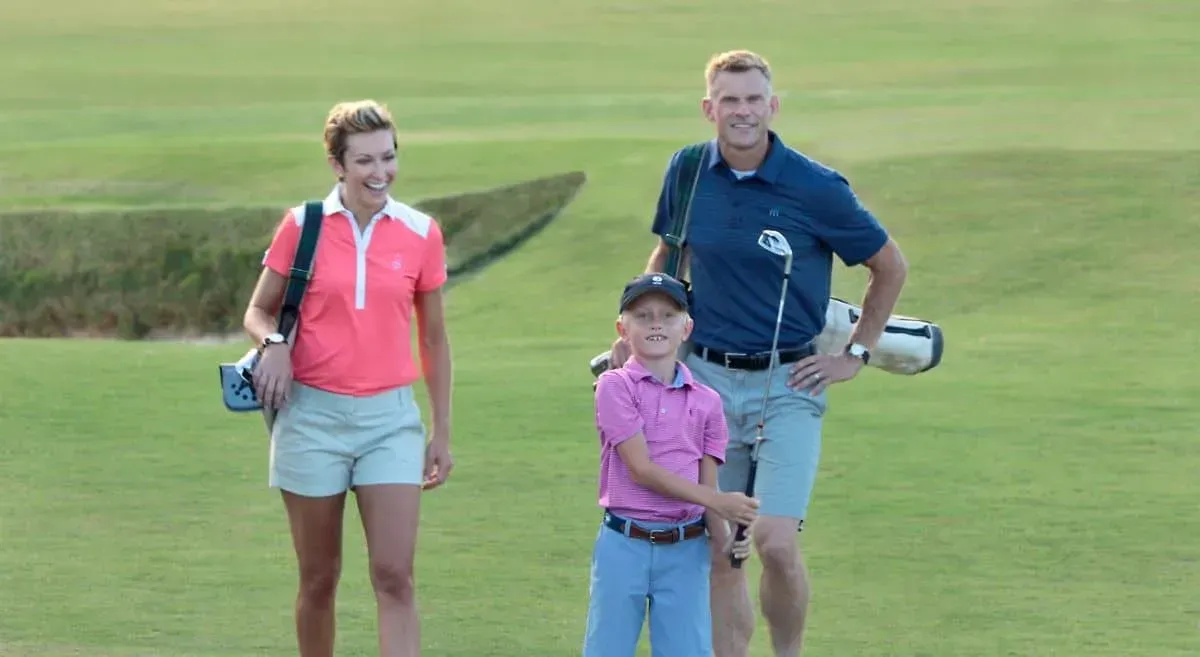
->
[619,273,689,313]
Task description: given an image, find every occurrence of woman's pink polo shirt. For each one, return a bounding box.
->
[262,185,448,397]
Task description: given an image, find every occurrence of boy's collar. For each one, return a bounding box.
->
[624,357,693,389]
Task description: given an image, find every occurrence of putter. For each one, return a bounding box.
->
[731,229,793,568]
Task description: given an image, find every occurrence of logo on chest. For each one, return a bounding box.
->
[390,255,404,270]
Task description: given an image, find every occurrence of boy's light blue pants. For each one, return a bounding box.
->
[582,510,713,657]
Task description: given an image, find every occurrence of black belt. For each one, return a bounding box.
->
[690,342,815,371]
[604,511,707,545]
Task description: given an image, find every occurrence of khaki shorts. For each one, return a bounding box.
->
[684,351,828,524]
[268,381,426,497]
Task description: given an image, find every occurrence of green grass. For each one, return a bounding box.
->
[2,0,1199,655]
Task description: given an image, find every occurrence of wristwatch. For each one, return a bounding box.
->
[845,343,871,365]
[261,332,287,350]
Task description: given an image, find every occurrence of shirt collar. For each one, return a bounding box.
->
[704,130,787,184]
[624,358,694,389]
[323,183,405,221]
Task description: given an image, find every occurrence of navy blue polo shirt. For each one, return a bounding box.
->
[650,131,889,354]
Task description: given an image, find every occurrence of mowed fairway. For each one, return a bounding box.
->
[2,0,1198,655]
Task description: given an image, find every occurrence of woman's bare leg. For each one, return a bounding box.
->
[355,483,423,657]
[282,490,347,657]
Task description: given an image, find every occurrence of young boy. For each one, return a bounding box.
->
[583,272,760,657]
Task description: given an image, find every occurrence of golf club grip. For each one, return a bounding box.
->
[730,461,759,569]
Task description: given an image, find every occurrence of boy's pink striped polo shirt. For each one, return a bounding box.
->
[262,185,447,397]
[593,358,730,524]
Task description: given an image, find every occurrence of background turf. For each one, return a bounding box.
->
[2,0,1198,655]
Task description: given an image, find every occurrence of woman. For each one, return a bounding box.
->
[242,99,454,657]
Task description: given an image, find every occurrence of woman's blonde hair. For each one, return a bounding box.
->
[323,100,397,164]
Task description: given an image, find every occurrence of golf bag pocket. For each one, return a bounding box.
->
[219,348,263,412]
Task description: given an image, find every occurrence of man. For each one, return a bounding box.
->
[608,50,909,656]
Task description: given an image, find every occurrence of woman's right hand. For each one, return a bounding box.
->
[253,344,293,410]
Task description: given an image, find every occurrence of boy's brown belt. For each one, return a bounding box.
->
[604,512,707,545]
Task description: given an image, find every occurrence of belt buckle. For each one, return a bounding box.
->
[648,528,683,544]
[722,352,745,369]
[647,529,673,544]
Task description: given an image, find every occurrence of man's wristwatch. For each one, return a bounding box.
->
[844,343,870,365]
[261,332,287,351]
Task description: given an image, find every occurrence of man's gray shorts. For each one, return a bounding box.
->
[684,351,828,525]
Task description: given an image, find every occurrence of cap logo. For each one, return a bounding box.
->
[651,275,663,284]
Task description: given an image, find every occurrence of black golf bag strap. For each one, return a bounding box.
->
[660,142,709,282]
[276,200,324,339]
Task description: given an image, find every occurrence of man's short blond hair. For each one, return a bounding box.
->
[323,99,396,163]
[705,50,773,91]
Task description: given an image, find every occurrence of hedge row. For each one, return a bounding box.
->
[0,171,585,338]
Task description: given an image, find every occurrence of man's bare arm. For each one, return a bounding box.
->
[645,238,689,279]
[846,237,909,351]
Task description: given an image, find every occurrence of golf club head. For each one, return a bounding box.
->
[758,229,792,256]
[758,229,793,267]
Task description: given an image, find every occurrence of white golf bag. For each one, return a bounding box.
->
[812,297,943,375]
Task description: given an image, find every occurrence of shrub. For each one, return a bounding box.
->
[0,171,585,338]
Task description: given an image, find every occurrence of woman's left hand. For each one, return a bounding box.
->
[422,431,454,491]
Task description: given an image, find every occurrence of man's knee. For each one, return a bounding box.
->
[753,517,802,573]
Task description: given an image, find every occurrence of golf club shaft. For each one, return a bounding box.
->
[731,269,790,568]
[758,268,791,420]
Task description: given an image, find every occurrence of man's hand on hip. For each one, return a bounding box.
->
[787,352,864,395]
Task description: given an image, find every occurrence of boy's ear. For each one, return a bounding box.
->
[682,314,694,341]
